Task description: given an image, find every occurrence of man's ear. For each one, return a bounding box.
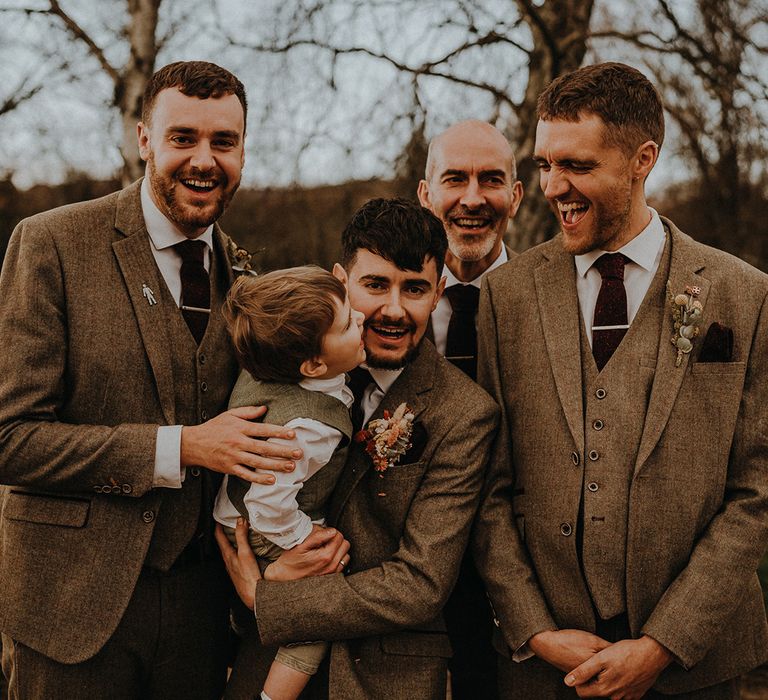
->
[332,263,348,286]
[632,140,659,182]
[137,122,151,162]
[432,274,447,311]
[508,180,524,219]
[300,357,328,379]
[417,179,432,209]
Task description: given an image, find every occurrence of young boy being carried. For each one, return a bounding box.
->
[213,265,365,700]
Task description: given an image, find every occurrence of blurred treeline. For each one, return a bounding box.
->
[2,172,767,274]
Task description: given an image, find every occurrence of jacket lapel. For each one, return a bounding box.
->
[111,182,177,425]
[330,341,436,522]
[534,239,585,455]
[635,220,710,473]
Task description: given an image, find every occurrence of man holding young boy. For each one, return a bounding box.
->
[218,198,500,699]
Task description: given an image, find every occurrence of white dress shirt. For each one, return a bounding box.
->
[358,365,404,426]
[213,375,354,549]
[140,178,214,488]
[574,208,666,347]
[431,247,509,355]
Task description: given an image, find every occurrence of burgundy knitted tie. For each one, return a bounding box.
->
[174,239,210,344]
[592,253,629,371]
[444,284,480,381]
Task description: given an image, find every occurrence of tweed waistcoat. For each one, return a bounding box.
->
[578,240,671,619]
[144,243,238,570]
[226,375,353,541]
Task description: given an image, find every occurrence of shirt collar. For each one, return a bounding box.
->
[361,363,403,394]
[140,176,214,251]
[444,245,509,290]
[574,208,665,278]
[299,374,353,408]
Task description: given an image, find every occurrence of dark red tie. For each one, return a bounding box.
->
[444,284,480,381]
[174,240,210,344]
[592,253,629,371]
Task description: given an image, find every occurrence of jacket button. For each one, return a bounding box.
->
[142,510,155,523]
[587,481,599,492]
[593,419,604,431]
[571,451,580,466]
[588,450,600,461]
[595,388,607,399]
[122,484,132,494]
[560,522,572,536]
[190,467,201,477]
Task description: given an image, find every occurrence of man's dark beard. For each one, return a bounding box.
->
[365,342,419,369]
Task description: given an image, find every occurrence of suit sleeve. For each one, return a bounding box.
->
[253,391,499,644]
[472,276,558,653]
[0,217,156,496]
[641,288,768,668]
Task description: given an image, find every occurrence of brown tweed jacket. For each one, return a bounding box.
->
[474,219,768,694]
[252,340,499,699]
[0,180,239,663]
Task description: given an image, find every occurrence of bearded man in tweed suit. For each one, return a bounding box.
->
[474,62,768,700]
[0,62,344,699]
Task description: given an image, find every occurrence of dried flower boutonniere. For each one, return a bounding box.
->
[667,282,703,367]
[354,402,415,495]
[226,237,257,275]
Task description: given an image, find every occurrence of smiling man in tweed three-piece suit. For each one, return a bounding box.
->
[475,62,768,699]
[217,198,500,700]
[0,61,335,699]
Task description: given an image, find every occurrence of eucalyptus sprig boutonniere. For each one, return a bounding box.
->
[226,238,257,275]
[667,281,703,367]
[354,402,415,477]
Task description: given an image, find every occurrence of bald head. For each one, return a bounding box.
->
[418,120,523,281]
[425,120,517,182]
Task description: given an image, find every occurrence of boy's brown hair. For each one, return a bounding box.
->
[224,266,347,383]
[537,62,665,156]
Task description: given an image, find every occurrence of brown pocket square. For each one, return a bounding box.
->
[698,322,734,362]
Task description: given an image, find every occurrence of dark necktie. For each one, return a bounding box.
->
[348,366,374,431]
[174,240,210,344]
[444,284,480,381]
[592,253,630,371]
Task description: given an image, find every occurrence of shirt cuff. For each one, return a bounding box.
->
[153,425,184,488]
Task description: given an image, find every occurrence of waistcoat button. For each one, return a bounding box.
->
[588,450,600,461]
[560,522,573,536]
[593,419,604,430]
[142,510,155,523]
[587,481,599,492]
[595,388,607,399]
[200,381,208,393]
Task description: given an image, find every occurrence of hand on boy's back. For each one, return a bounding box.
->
[264,523,351,582]
[180,405,302,484]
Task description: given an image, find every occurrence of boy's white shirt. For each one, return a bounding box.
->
[213,374,353,550]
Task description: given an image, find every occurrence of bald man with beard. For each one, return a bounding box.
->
[418,120,524,699]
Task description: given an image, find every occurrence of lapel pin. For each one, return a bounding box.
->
[142,284,157,306]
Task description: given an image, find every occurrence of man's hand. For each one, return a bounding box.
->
[529,629,612,673]
[565,635,673,699]
[264,523,350,581]
[215,519,262,610]
[181,405,302,484]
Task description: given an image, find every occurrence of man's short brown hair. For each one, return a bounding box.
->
[537,62,664,155]
[141,61,247,125]
[224,266,346,383]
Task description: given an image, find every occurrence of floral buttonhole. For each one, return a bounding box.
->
[354,402,415,497]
